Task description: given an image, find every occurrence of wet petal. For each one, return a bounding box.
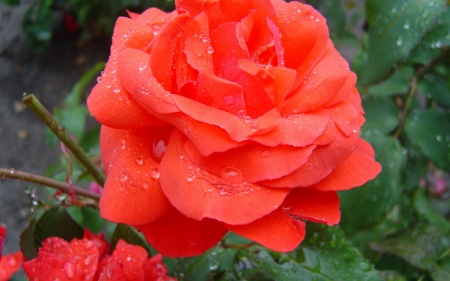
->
[281,188,340,225]
[139,208,228,257]
[100,126,173,225]
[226,210,305,252]
[159,130,290,224]
[0,252,23,281]
[263,130,359,187]
[185,140,316,183]
[310,138,382,191]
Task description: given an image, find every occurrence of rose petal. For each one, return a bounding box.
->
[100,126,173,225]
[282,44,350,114]
[139,208,228,257]
[263,129,359,187]
[281,188,340,225]
[272,1,328,73]
[325,101,360,137]
[310,138,382,191]
[149,14,189,91]
[184,12,214,75]
[225,210,305,252]
[185,140,316,183]
[251,109,329,147]
[159,130,290,224]
[0,252,23,281]
[69,239,99,279]
[87,17,167,129]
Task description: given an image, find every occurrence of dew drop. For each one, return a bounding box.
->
[85,240,95,250]
[142,182,148,189]
[236,109,246,119]
[135,158,143,165]
[250,121,259,130]
[262,150,269,157]
[151,135,169,163]
[224,95,234,105]
[113,85,121,93]
[220,167,243,184]
[150,169,160,179]
[187,173,195,182]
[396,38,403,46]
[282,205,292,211]
[207,46,214,54]
[120,173,128,182]
[84,254,97,266]
[63,262,75,279]
[178,153,184,160]
[7,257,16,266]
[96,76,102,82]
[219,188,228,195]
[210,261,220,270]
[244,116,252,123]
[138,62,146,71]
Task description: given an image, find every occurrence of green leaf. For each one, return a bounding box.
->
[20,219,38,260]
[404,109,450,171]
[34,206,83,248]
[110,224,151,256]
[367,66,413,97]
[235,224,382,281]
[79,126,100,154]
[66,206,105,234]
[362,97,399,135]
[413,189,450,234]
[422,6,450,49]
[1,0,20,6]
[173,247,231,281]
[360,0,446,85]
[340,136,406,234]
[370,224,450,272]
[419,74,450,109]
[65,62,105,107]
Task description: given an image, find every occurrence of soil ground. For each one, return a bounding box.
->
[0,1,110,258]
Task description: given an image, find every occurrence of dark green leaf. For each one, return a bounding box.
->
[367,66,413,97]
[413,189,450,234]
[360,0,446,85]
[422,6,450,49]
[20,219,38,260]
[404,109,450,171]
[340,136,406,233]
[110,224,151,256]
[79,126,100,154]
[419,74,450,109]
[34,206,83,248]
[235,224,382,281]
[362,97,399,134]
[1,0,20,6]
[309,0,346,39]
[66,206,105,234]
[173,247,230,281]
[370,224,450,272]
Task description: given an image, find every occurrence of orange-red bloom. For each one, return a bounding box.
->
[0,225,23,281]
[88,0,381,257]
[22,230,174,281]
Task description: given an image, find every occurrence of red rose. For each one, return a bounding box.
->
[88,0,381,257]
[0,225,23,281]
[22,231,174,281]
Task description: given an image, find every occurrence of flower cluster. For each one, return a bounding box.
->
[0,225,23,281]
[88,0,381,257]
[22,229,174,281]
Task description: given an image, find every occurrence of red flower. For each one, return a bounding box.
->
[23,231,174,281]
[88,0,381,257]
[0,225,23,281]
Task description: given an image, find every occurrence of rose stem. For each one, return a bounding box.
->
[22,94,106,186]
[0,168,100,201]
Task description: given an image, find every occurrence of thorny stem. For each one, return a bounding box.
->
[393,47,450,138]
[0,168,100,201]
[22,94,106,186]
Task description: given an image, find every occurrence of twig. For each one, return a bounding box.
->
[22,94,105,186]
[393,77,417,138]
[0,168,100,201]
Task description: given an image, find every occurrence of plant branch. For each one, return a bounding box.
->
[393,77,417,138]
[22,94,105,186]
[0,168,100,201]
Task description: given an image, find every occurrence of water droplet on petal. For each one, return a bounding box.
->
[120,173,128,182]
[142,182,148,189]
[151,136,168,163]
[150,169,160,179]
[262,150,269,157]
[135,158,143,165]
[187,173,195,182]
[138,62,146,71]
[84,254,97,266]
[220,167,243,184]
[219,188,228,195]
[207,46,214,54]
[63,262,75,279]
[224,95,234,105]
[244,116,252,123]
